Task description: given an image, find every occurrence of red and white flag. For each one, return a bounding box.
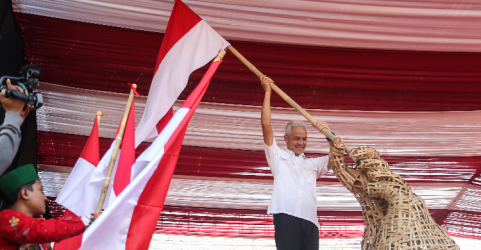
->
[54,115,100,250]
[113,99,136,196]
[55,90,138,250]
[135,0,229,146]
[80,55,224,250]
[90,98,137,209]
[56,115,100,216]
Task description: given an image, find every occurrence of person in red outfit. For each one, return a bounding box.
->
[0,164,95,250]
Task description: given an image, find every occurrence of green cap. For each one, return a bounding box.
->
[0,164,39,196]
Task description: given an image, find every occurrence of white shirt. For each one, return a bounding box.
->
[264,139,329,229]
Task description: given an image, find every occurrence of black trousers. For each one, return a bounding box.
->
[273,213,319,250]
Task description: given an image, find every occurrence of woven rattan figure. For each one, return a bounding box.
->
[328,137,459,250]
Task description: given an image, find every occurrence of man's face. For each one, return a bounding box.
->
[284,126,308,156]
[24,180,47,216]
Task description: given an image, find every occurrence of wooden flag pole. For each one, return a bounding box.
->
[96,84,137,214]
[214,49,226,62]
[226,45,351,153]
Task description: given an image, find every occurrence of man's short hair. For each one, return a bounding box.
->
[285,120,307,136]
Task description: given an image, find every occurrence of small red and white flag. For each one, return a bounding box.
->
[54,114,100,250]
[55,89,138,250]
[90,98,137,209]
[56,115,100,216]
[80,54,224,250]
[135,0,229,146]
[113,98,136,196]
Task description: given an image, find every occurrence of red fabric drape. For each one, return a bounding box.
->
[38,131,481,183]
[16,13,481,111]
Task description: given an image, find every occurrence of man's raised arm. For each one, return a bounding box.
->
[260,76,274,146]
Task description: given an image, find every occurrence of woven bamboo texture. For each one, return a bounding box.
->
[328,137,460,250]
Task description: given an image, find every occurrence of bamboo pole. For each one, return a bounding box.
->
[226,45,351,153]
[96,110,102,126]
[96,84,137,214]
[214,49,226,62]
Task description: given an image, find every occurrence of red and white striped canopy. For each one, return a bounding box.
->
[11,0,481,247]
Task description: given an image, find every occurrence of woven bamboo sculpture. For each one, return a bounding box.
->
[328,137,459,250]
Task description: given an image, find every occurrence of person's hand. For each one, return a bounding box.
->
[260,75,273,92]
[81,213,99,228]
[89,213,98,225]
[0,79,33,122]
[313,120,331,133]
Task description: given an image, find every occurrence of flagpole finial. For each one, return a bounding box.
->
[128,83,140,96]
[96,110,102,126]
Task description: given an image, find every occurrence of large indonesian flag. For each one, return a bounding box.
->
[135,0,229,146]
[80,56,223,250]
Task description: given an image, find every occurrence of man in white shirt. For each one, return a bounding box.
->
[260,76,333,250]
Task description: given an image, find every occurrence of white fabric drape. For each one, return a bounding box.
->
[38,168,462,211]
[37,82,481,156]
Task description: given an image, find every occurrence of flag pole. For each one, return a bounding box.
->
[96,85,137,214]
[226,45,351,153]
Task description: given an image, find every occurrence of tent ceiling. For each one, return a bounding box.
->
[15,13,481,112]
[13,0,481,52]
